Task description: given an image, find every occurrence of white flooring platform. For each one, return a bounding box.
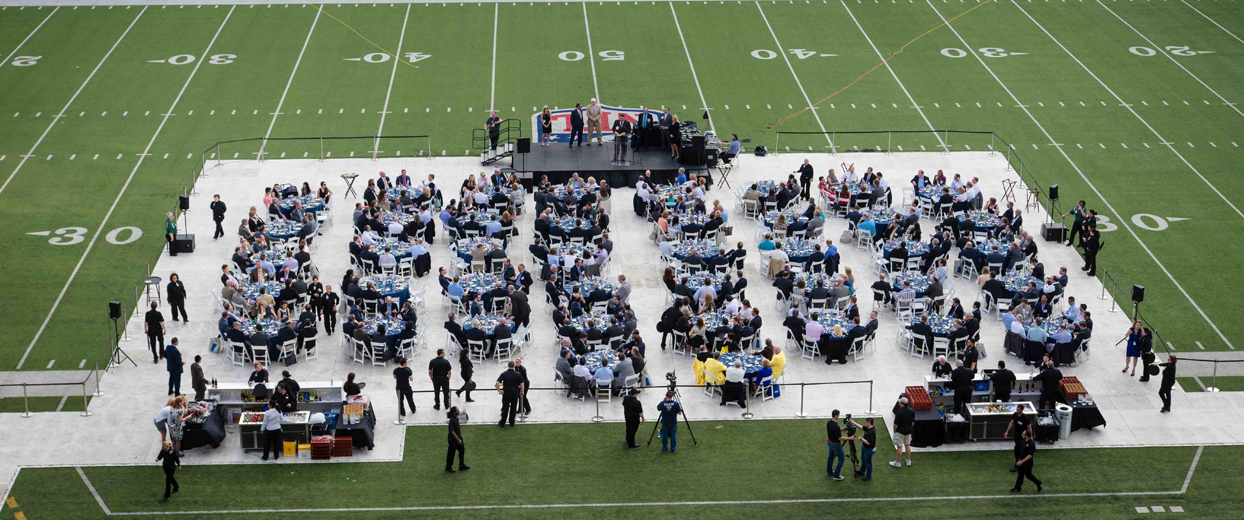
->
[3,151,1243,499]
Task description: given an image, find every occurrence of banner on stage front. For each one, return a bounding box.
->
[532,105,649,144]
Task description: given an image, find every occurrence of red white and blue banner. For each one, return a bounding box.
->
[531,105,654,144]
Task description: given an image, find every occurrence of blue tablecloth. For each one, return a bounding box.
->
[909,313,957,337]
[374,238,414,260]
[656,184,683,201]
[815,313,853,339]
[1022,319,1062,337]
[461,273,504,296]
[363,316,405,337]
[552,216,593,234]
[960,210,1003,231]
[861,208,898,227]
[239,318,284,336]
[883,239,930,259]
[461,313,504,336]
[581,350,619,375]
[916,184,944,201]
[782,238,817,262]
[563,277,613,297]
[264,219,303,241]
[240,281,284,300]
[569,312,612,335]
[673,240,721,262]
[762,209,809,229]
[255,248,292,267]
[379,210,415,227]
[277,194,324,215]
[463,209,501,224]
[719,352,764,376]
[455,237,504,263]
[1002,274,1040,294]
[746,180,782,199]
[675,212,710,227]
[484,185,523,202]
[826,182,868,202]
[975,238,1007,255]
[695,311,734,333]
[891,273,932,298]
[360,275,410,303]
[685,273,726,293]
[794,272,834,290]
[384,186,425,202]
[549,243,597,264]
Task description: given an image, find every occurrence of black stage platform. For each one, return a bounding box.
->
[515,142,711,188]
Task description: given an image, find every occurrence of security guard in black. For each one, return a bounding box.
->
[495,361,525,427]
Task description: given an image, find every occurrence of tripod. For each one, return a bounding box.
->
[645,381,698,448]
[842,420,860,478]
[109,316,136,368]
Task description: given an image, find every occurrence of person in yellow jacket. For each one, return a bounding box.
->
[770,345,787,379]
[704,352,727,385]
[692,345,708,385]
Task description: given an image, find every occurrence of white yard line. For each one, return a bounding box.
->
[489,3,498,112]
[755,1,832,147]
[1096,1,1244,121]
[373,3,411,160]
[840,0,945,148]
[15,7,235,370]
[1181,446,1203,493]
[582,2,600,103]
[0,6,57,69]
[1180,0,1244,46]
[0,7,141,196]
[76,467,111,515]
[1013,1,1244,222]
[924,0,1236,351]
[669,2,713,133]
[256,6,321,161]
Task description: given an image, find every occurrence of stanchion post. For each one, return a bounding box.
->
[81,382,93,417]
[591,392,603,423]
[1107,279,1119,313]
[22,384,32,418]
[426,137,433,160]
[867,380,877,415]
[742,384,754,419]
[1207,360,1220,393]
[989,133,996,156]
[319,137,325,162]
[887,131,892,155]
[830,132,836,155]
[774,132,780,156]
[92,362,105,397]
[796,383,808,417]
[1004,146,1012,171]
[942,130,950,155]
[217,144,223,168]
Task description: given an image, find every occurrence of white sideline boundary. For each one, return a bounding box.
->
[69,445,1204,516]
[924,0,1236,351]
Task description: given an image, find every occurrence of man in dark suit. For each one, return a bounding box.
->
[444,314,467,348]
[491,317,512,358]
[782,310,806,342]
[658,107,674,151]
[1082,228,1100,277]
[795,159,814,200]
[164,338,184,396]
[569,103,585,147]
[908,315,935,355]
[634,107,653,149]
[950,360,975,415]
[612,116,632,162]
[464,319,491,356]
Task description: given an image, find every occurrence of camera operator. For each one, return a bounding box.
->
[825,409,855,481]
[847,416,876,481]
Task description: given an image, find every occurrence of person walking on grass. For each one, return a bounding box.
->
[1011,430,1043,493]
[445,406,470,473]
[890,397,914,468]
[157,441,181,500]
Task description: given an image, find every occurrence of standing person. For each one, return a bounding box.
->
[164,338,184,397]
[428,349,453,410]
[515,357,532,417]
[1061,200,1087,247]
[1122,320,1143,376]
[393,357,415,425]
[485,111,502,150]
[569,103,585,147]
[154,398,174,444]
[890,397,914,468]
[1081,227,1100,277]
[1010,430,1043,492]
[658,107,673,151]
[854,417,876,481]
[950,359,974,416]
[586,98,603,146]
[145,302,166,364]
[1003,403,1033,472]
[210,194,227,240]
[796,159,814,200]
[166,274,188,323]
[611,114,632,163]
[261,399,283,461]
[320,285,339,334]
[825,409,848,481]
[540,106,552,147]
[622,388,644,448]
[656,391,682,452]
[156,441,181,500]
[991,361,1016,402]
[165,212,178,256]
[190,355,208,402]
[1138,328,1156,383]
[455,349,476,402]
[445,406,469,472]
[496,361,525,427]
[1158,355,1177,412]
[167,396,188,456]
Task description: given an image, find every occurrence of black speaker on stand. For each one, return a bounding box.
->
[513,137,530,175]
[108,301,135,368]
[1131,285,1145,322]
[691,135,706,165]
[1041,184,1066,242]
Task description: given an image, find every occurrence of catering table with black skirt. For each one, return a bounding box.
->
[964,402,1037,441]
[180,403,226,451]
[334,399,376,450]
[909,408,946,448]
[1065,393,1106,432]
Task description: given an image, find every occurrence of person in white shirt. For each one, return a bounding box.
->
[949,174,963,191]
[473,190,489,206]
[724,298,742,316]
[572,360,592,380]
[387,220,404,236]
[725,360,746,383]
[261,403,284,461]
[693,283,716,308]
[768,244,789,264]
[360,227,378,246]
[722,360,747,406]
[659,240,676,257]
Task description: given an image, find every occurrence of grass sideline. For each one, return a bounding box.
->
[4,419,1241,519]
[1178,375,1244,393]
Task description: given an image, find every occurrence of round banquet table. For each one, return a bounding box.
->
[461,313,505,336]
[685,273,726,293]
[908,313,957,337]
[551,185,592,206]
[718,351,764,378]
[656,184,683,201]
[674,211,710,227]
[569,312,612,335]
[563,276,614,297]
[959,210,1003,232]
[916,184,944,201]
[460,272,504,297]
[861,208,898,227]
[975,238,1008,256]
[762,209,810,230]
[882,239,930,259]
[741,180,782,199]
[379,210,415,227]
[891,273,932,298]
[264,219,303,241]
[455,237,505,263]
[814,312,853,339]
[550,243,597,264]
[371,238,414,260]
[277,194,324,215]
[581,350,619,375]
[552,216,593,234]
[240,281,284,300]
[363,316,406,337]
[360,275,410,303]
[694,311,734,333]
[794,272,835,290]
[673,240,721,262]
[239,317,284,336]
[781,238,817,263]
[1001,273,1040,298]
[462,209,501,224]
[483,185,524,202]
[255,248,292,267]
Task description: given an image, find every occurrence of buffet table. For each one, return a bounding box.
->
[239,410,311,450]
[180,404,226,451]
[964,402,1037,441]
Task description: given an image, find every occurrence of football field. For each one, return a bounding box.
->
[2,0,1243,372]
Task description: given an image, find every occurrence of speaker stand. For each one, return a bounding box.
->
[180,208,190,235]
[109,317,137,369]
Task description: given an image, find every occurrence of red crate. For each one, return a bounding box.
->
[1060,376,1086,399]
[332,436,353,457]
[905,386,932,410]
[310,436,333,460]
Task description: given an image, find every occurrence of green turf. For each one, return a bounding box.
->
[1178,375,1244,393]
[2,1,1244,372]
[5,418,1239,519]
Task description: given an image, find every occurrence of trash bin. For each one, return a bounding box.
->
[1056,403,1074,440]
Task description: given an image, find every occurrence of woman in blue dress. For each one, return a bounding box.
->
[1122,320,1144,376]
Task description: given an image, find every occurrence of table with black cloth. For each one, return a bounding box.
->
[1065,393,1106,432]
[334,402,376,450]
[909,408,946,448]
[180,405,227,451]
